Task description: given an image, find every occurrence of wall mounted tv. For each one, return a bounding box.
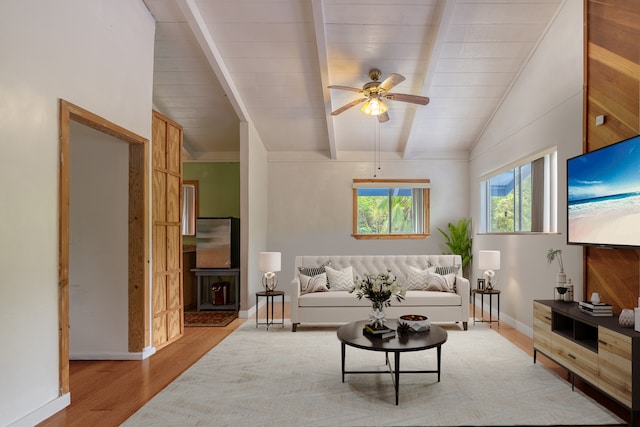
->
[567,134,640,248]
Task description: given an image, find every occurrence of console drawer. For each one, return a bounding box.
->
[551,333,599,386]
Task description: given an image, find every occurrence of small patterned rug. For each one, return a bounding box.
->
[184,310,238,327]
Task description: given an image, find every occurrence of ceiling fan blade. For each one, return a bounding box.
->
[378,73,405,92]
[328,85,363,93]
[377,112,390,123]
[331,98,367,116]
[385,93,430,105]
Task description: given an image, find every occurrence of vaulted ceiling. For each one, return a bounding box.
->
[142,0,563,161]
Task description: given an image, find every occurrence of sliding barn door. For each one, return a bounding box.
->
[152,111,184,350]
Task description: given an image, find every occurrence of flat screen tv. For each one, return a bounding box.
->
[567,135,640,248]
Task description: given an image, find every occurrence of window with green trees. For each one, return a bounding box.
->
[353,179,430,239]
[482,150,557,233]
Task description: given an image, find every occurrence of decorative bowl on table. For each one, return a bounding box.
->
[399,314,430,332]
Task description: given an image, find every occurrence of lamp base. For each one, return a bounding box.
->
[263,275,278,292]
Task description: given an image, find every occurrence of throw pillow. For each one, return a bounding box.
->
[434,264,460,275]
[298,261,331,277]
[325,266,354,291]
[405,266,436,290]
[425,271,456,293]
[299,273,329,294]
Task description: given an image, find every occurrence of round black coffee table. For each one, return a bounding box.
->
[337,319,448,405]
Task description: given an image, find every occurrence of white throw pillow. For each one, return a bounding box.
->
[405,266,436,290]
[325,266,354,291]
[425,271,456,292]
[300,273,329,294]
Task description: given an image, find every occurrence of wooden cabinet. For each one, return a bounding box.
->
[533,301,552,356]
[533,300,640,424]
[599,326,633,407]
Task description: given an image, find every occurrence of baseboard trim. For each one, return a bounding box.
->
[70,346,156,360]
[9,392,70,427]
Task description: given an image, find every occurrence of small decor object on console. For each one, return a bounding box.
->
[554,286,569,302]
[349,271,406,328]
[578,300,613,317]
[399,314,430,332]
[619,308,635,328]
[547,248,566,285]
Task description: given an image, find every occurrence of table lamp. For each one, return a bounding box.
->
[478,250,500,290]
[259,252,281,292]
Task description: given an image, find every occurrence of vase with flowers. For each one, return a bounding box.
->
[349,270,406,328]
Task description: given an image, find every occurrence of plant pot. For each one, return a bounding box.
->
[556,271,566,285]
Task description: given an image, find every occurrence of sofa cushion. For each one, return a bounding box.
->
[300,273,329,294]
[298,290,461,307]
[325,266,354,291]
[405,266,437,290]
[298,261,331,277]
[434,264,460,275]
[426,272,456,292]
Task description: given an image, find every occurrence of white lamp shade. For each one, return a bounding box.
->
[259,252,281,273]
[478,250,501,271]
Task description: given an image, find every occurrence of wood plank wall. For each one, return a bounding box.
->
[585,0,640,312]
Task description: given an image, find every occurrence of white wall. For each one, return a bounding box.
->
[0,1,154,425]
[240,121,270,316]
[69,122,130,358]
[469,0,584,336]
[268,157,469,287]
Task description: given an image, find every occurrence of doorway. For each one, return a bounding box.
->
[58,100,149,393]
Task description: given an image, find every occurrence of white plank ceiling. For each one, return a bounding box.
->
[143,0,563,161]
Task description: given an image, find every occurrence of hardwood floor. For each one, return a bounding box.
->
[39,303,631,426]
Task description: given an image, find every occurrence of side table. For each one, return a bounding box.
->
[472,289,500,325]
[256,290,285,330]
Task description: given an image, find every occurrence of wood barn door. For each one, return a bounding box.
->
[152,111,184,350]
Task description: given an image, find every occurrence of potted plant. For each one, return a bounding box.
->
[437,217,472,278]
[547,248,566,284]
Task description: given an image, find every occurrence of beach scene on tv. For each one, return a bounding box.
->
[568,135,640,247]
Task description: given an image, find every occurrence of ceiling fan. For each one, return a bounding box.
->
[328,69,429,123]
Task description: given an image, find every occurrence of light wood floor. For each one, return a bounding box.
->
[39,303,632,426]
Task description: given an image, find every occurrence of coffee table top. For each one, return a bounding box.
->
[337,319,447,353]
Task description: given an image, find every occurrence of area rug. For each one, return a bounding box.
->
[183,310,237,327]
[123,321,624,426]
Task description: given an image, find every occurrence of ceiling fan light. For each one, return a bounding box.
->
[361,97,389,116]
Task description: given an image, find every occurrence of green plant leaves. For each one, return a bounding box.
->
[437,217,472,271]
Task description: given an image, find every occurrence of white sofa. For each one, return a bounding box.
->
[290,255,469,332]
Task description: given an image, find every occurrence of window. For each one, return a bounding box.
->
[182,180,198,236]
[352,179,430,239]
[481,149,557,233]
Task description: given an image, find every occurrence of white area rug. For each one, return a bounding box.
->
[123,321,624,426]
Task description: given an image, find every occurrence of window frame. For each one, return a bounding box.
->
[181,180,198,236]
[480,149,557,234]
[352,178,430,240]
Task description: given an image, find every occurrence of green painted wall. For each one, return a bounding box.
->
[183,162,240,244]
